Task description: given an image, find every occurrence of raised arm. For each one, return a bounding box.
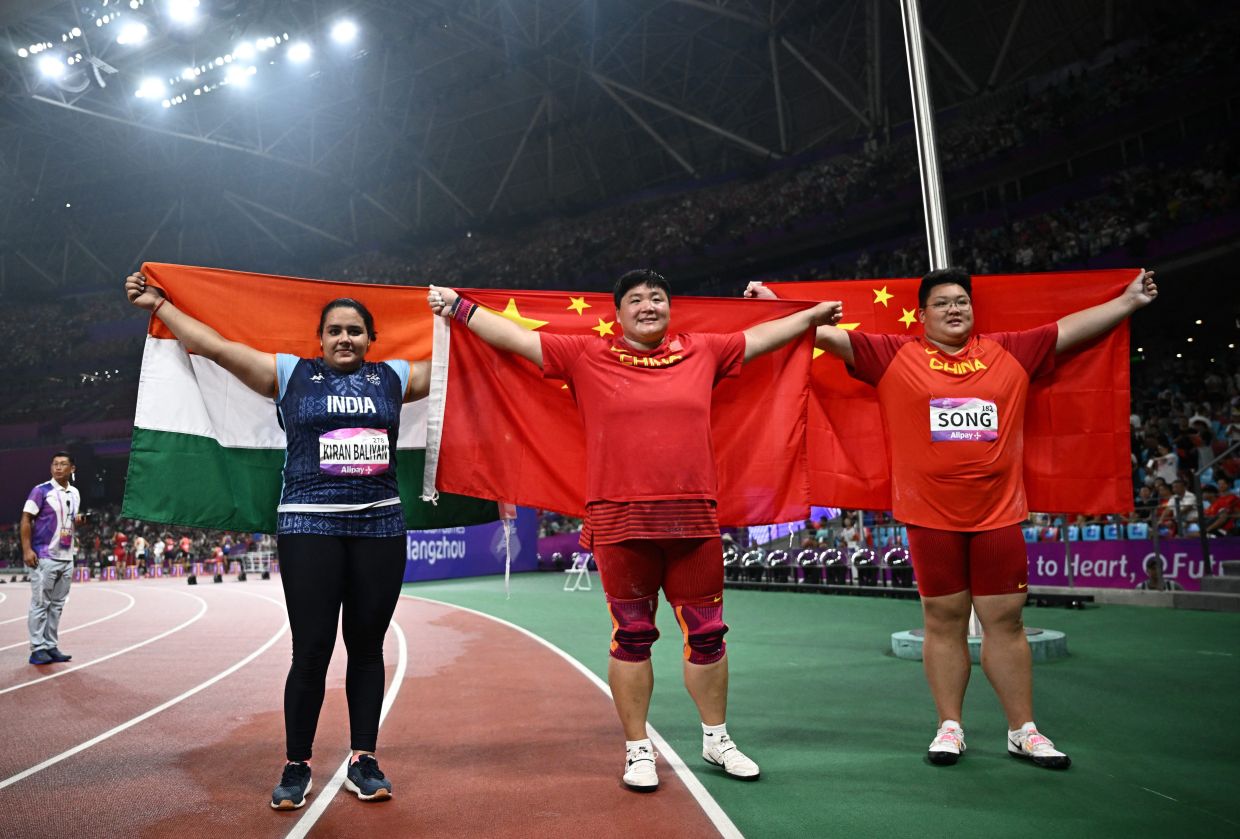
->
[1055,269,1157,354]
[125,272,277,397]
[428,285,543,368]
[742,300,843,362]
[744,280,854,365]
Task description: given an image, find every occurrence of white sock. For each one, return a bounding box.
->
[702,722,728,741]
[626,738,653,753]
[940,719,962,731]
[1009,721,1037,737]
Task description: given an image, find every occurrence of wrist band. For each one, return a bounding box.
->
[452,298,477,325]
[151,297,166,317]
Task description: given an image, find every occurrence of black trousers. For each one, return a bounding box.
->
[276,533,406,760]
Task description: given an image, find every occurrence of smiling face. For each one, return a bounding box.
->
[319,306,372,372]
[919,282,975,349]
[617,282,671,349]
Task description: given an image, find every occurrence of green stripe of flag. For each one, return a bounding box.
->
[122,427,497,533]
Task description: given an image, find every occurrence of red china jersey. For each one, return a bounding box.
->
[540,331,745,505]
[848,324,1057,531]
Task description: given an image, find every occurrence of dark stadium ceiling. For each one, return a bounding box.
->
[0,0,1203,292]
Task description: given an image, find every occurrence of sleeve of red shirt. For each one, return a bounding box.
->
[540,333,593,382]
[846,331,913,386]
[989,323,1058,379]
[698,332,745,384]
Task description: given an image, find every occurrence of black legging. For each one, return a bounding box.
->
[277,533,406,761]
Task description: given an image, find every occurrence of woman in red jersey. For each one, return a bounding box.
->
[429,270,841,792]
[749,266,1157,771]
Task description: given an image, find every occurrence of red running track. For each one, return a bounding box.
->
[0,578,725,838]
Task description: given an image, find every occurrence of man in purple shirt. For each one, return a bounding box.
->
[22,451,83,665]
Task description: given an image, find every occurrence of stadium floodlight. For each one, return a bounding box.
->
[166,0,200,24]
[71,27,82,38]
[135,76,165,98]
[330,20,358,44]
[37,55,65,79]
[117,22,149,45]
[234,41,255,60]
[224,64,253,87]
[18,48,28,58]
[287,41,312,63]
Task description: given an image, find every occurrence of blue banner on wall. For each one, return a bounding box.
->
[404,507,538,583]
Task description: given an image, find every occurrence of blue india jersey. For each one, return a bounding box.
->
[274,354,410,537]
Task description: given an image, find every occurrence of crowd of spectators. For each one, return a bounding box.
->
[321,15,1235,291]
[0,503,274,572]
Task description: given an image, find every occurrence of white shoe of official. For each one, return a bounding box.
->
[622,743,659,792]
[703,733,761,781]
[1007,723,1071,769]
[927,720,966,766]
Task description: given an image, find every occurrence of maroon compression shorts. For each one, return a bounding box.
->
[905,523,1028,598]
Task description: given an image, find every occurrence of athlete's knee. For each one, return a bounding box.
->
[606,594,660,662]
[673,595,729,665]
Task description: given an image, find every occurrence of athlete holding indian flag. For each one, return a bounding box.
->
[125,271,428,810]
[748,266,1157,770]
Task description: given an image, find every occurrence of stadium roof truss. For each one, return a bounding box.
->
[0,0,1177,292]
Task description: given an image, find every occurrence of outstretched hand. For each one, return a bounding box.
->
[1126,269,1158,308]
[427,284,460,318]
[744,281,778,299]
[125,272,164,311]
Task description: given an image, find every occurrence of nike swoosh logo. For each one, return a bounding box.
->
[1018,582,1028,589]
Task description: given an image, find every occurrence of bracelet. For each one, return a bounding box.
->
[452,298,477,325]
[151,297,166,317]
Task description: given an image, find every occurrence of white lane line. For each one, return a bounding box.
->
[287,618,408,839]
[1142,787,1179,802]
[0,588,289,791]
[400,594,743,839]
[0,590,137,652]
[0,591,7,604]
[0,587,208,695]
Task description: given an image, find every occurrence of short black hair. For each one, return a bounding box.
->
[918,267,973,309]
[52,450,74,465]
[613,269,671,308]
[318,298,376,340]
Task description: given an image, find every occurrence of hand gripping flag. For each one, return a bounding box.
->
[764,268,1136,515]
[122,262,497,532]
[423,290,818,526]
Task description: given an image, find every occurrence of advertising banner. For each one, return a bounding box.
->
[1025,539,1240,591]
[404,507,538,583]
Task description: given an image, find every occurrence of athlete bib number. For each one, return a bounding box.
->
[319,428,391,475]
[929,398,998,442]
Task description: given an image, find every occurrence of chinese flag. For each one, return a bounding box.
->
[766,269,1136,515]
[426,289,818,525]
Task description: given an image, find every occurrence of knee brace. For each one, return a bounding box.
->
[606,594,660,662]
[673,596,729,665]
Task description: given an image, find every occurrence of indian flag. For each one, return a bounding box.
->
[121,262,497,533]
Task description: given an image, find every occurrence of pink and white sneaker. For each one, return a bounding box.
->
[1007,723,1071,769]
[927,720,965,766]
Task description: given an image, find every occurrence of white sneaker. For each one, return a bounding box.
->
[703,733,760,781]
[1008,723,1071,769]
[927,720,966,766]
[623,743,659,792]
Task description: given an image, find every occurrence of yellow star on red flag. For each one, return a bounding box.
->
[814,323,859,359]
[873,286,893,307]
[497,298,549,331]
[898,308,917,329]
[567,296,591,315]
[592,318,615,337]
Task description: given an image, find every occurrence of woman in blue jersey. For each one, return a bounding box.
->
[126,271,426,810]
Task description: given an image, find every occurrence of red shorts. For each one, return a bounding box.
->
[905,524,1027,598]
[593,537,723,605]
